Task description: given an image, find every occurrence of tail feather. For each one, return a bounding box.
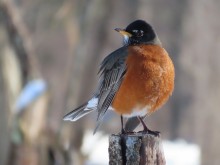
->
[63,103,91,121]
[63,97,98,122]
[64,97,108,134]
[73,108,94,121]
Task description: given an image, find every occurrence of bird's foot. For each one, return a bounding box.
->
[139,128,160,137]
[121,128,126,134]
[137,116,160,136]
[120,129,136,135]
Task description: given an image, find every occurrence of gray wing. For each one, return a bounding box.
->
[95,46,128,128]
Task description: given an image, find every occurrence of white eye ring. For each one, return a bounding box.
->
[132,30,144,37]
[132,30,138,33]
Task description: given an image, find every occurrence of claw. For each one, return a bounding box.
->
[137,116,160,136]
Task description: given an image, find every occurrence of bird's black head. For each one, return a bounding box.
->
[115,20,159,45]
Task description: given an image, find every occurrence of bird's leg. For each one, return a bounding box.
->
[121,115,126,134]
[137,116,160,136]
[137,116,149,131]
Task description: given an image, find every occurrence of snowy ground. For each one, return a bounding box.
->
[163,140,200,165]
[81,130,200,165]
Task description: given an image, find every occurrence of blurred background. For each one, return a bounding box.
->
[0,0,220,164]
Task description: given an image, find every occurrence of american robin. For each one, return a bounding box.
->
[64,20,175,134]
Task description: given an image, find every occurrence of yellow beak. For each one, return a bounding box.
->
[115,28,132,37]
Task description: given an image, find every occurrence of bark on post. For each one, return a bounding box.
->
[109,132,166,165]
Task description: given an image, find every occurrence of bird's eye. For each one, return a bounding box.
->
[132,30,144,37]
[132,30,138,33]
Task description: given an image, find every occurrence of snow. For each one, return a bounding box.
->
[81,130,109,165]
[15,79,47,113]
[163,140,201,165]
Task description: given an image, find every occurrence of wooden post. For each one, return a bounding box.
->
[109,132,166,165]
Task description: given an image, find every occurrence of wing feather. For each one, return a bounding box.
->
[95,46,128,123]
[64,46,129,133]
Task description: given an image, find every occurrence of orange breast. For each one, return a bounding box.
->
[112,44,175,116]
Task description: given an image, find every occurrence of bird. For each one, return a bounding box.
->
[63,20,175,134]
